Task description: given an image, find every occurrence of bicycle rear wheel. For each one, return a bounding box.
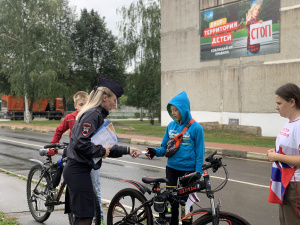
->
[107,188,152,225]
[26,164,53,222]
[68,188,101,225]
[193,211,250,225]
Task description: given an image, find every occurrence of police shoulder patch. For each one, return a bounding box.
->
[82,122,92,136]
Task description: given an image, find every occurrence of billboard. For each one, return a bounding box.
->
[200,0,280,61]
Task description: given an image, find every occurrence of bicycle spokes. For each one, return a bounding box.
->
[109,190,151,225]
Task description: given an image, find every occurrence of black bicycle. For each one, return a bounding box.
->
[26,143,101,225]
[107,151,250,225]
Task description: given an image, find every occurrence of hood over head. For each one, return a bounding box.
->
[167,91,192,124]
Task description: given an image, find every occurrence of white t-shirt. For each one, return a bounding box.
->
[276,117,300,181]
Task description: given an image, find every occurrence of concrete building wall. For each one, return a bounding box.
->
[161,0,300,136]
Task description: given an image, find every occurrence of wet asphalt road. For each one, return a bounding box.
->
[0,127,280,225]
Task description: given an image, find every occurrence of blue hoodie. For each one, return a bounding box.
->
[155,91,205,173]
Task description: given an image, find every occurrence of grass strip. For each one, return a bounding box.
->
[0,211,18,225]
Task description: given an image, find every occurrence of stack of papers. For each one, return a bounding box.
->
[91,120,118,163]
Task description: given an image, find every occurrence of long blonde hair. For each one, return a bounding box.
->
[249,2,261,16]
[76,87,114,120]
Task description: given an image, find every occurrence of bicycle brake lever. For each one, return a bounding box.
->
[218,199,222,208]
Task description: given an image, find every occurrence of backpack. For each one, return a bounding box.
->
[165,119,195,158]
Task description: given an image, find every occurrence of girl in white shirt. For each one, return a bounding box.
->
[268,83,300,225]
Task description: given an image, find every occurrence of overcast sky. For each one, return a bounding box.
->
[68,0,132,36]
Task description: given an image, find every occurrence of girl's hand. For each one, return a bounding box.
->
[246,12,252,23]
[267,149,277,162]
[145,147,156,160]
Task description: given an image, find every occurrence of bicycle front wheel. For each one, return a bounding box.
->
[107,188,152,225]
[193,211,250,225]
[26,164,53,222]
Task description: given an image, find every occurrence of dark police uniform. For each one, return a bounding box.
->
[63,105,129,218]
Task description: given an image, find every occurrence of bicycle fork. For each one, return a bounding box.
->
[204,173,220,225]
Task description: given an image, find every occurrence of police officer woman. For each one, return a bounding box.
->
[63,78,142,225]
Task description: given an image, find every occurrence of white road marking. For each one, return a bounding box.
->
[0,138,43,148]
[106,158,269,188]
[0,138,269,189]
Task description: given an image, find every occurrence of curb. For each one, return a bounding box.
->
[205,147,268,161]
[0,125,56,134]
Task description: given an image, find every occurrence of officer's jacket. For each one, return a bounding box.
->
[67,106,127,169]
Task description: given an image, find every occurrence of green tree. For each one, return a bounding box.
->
[227,4,239,23]
[200,12,210,37]
[237,2,251,24]
[56,0,78,109]
[213,7,230,21]
[70,9,125,91]
[118,0,161,123]
[0,70,10,94]
[260,0,280,23]
[0,0,73,123]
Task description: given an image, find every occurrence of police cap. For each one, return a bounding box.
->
[97,77,124,98]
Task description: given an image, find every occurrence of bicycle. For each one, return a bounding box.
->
[107,151,251,225]
[26,143,101,225]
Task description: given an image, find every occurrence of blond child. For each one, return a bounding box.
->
[51,91,88,144]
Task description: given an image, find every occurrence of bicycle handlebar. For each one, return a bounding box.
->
[179,172,201,186]
[40,143,69,157]
[44,143,68,149]
[177,151,222,184]
[202,151,223,173]
[205,150,217,163]
[176,151,225,196]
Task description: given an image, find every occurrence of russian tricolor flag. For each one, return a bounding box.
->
[268,147,296,204]
[185,193,200,215]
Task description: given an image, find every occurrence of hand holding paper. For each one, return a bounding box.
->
[130,147,142,158]
[91,120,118,163]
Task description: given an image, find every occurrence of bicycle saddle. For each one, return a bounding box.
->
[142,177,169,184]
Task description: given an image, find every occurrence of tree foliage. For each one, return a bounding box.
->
[118,0,161,122]
[70,9,125,91]
[237,2,251,23]
[213,8,230,22]
[260,0,280,23]
[0,0,73,122]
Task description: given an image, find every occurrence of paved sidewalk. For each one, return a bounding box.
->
[0,123,270,161]
[0,169,110,225]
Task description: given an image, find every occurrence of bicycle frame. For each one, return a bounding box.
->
[181,170,221,225]
[27,143,105,225]
[28,145,67,208]
[120,152,228,225]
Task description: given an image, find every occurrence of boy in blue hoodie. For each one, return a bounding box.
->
[146,91,205,225]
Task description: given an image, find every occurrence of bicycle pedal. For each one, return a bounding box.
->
[154,217,165,225]
[45,202,54,206]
